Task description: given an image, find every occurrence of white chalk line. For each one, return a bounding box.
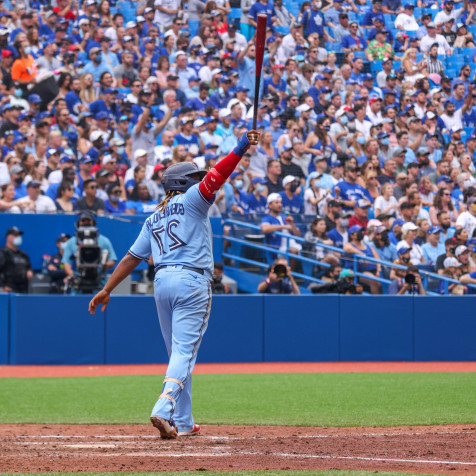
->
[13,430,473,440]
[2,450,475,467]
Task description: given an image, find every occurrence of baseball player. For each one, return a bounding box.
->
[89,129,261,439]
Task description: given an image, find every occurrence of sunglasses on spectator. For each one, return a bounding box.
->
[111,190,121,195]
[89,185,97,189]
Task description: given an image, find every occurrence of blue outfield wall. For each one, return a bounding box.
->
[2,294,476,365]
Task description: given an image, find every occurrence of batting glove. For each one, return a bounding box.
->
[233,132,251,157]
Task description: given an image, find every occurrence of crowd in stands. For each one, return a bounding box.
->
[2,0,476,294]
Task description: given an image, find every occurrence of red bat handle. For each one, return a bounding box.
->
[253,13,267,130]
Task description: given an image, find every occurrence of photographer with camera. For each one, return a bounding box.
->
[257,258,300,294]
[62,211,117,293]
[211,262,231,295]
[389,247,426,295]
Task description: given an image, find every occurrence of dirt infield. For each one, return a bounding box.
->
[0,423,475,473]
[1,361,476,378]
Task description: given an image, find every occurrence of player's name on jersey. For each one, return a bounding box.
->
[146,203,185,227]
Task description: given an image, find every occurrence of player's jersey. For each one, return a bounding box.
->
[128,183,213,277]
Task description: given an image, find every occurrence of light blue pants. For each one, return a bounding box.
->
[150,266,211,432]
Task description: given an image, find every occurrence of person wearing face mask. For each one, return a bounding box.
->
[327,211,350,248]
[330,109,350,154]
[225,171,249,215]
[42,233,71,294]
[0,227,33,293]
[279,175,303,214]
[247,176,268,214]
[11,35,37,98]
[105,182,129,214]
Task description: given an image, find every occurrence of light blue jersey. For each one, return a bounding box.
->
[128,184,213,277]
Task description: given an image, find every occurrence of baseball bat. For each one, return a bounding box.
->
[253,14,267,130]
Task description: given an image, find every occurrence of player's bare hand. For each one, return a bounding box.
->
[89,289,110,315]
[247,130,260,145]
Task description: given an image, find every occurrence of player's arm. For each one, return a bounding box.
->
[199,130,260,200]
[88,253,142,314]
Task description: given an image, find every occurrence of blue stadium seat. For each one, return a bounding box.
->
[371,60,382,73]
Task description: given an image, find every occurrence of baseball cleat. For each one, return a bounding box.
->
[150,416,178,439]
[178,424,201,437]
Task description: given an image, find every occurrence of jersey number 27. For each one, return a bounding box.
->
[152,219,186,255]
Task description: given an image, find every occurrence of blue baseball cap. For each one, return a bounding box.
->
[266,35,276,45]
[12,134,25,145]
[348,225,363,234]
[362,73,373,81]
[437,174,452,183]
[27,94,41,103]
[103,87,117,94]
[393,218,406,228]
[95,111,108,120]
[204,153,217,161]
[119,115,128,122]
[236,86,249,92]
[205,143,219,150]
[427,226,441,234]
[398,246,412,255]
[59,155,75,164]
[252,177,266,184]
[46,148,59,158]
[80,155,95,164]
[230,171,241,180]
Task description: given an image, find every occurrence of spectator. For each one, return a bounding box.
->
[260,193,301,256]
[77,179,106,214]
[280,175,303,214]
[0,183,29,213]
[440,257,465,294]
[310,268,364,294]
[211,262,232,294]
[17,180,56,213]
[303,216,340,267]
[43,233,71,294]
[343,225,382,294]
[456,196,476,237]
[430,188,460,227]
[421,225,445,266]
[348,199,370,229]
[257,258,300,294]
[389,264,426,295]
[0,227,33,293]
[397,222,426,265]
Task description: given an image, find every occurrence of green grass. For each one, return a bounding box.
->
[0,373,475,427]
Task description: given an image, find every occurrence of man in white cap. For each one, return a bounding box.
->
[397,222,426,265]
[279,175,303,214]
[260,193,301,258]
[124,149,155,185]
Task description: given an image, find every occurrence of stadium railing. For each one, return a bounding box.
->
[222,217,476,295]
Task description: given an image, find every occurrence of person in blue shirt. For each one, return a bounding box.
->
[237,41,264,100]
[224,171,249,214]
[82,47,114,82]
[247,177,268,214]
[248,0,277,29]
[260,193,301,255]
[61,211,117,291]
[209,77,234,110]
[264,64,287,96]
[174,117,202,154]
[327,214,350,248]
[422,226,445,267]
[334,166,367,210]
[279,176,303,214]
[361,0,385,28]
[10,165,27,199]
[302,0,330,40]
[125,182,158,214]
[185,82,212,111]
[105,183,128,214]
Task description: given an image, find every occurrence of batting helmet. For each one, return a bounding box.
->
[161,162,207,193]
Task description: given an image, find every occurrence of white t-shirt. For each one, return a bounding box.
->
[456,211,476,238]
[124,164,154,183]
[374,195,398,215]
[154,0,180,28]
[18,194,56,213]
[394,13,419,31]
[440,109,463,131]
[304,187,328,216]
[397,240,425,265]
[420,34,450,55]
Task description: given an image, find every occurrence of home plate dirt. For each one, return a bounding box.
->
[0,424,475,474]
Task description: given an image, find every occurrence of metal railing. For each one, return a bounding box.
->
[222,218,476,295]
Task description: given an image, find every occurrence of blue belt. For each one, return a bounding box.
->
[154,264,204,275]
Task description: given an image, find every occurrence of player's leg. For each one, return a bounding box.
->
[150,271,178,438]
[151,271,212,433]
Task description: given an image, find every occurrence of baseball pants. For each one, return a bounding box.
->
[150,266,212,432]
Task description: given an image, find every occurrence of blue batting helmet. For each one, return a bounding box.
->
[161,162,207,193]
